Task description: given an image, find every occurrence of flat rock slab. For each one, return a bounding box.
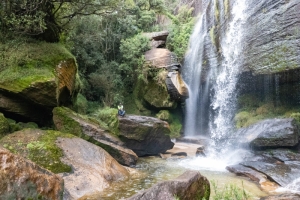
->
[260,193,300,200]
[226,164,279,191]
[240,160,300,187]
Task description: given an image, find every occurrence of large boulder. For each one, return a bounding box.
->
[118,115,174,156]
[53,107,138,166]
[126,170,210,200]
[235,118,299,149]
[56,137,132,200]
[0,129,133,199]
[0,147,64,199]
[0,42,79,125]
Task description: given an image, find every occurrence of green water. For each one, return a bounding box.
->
[84,156,268,200]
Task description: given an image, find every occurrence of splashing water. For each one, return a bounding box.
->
[183,0,247,145]
[210,0,247,140]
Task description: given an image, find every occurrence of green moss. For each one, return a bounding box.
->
[156,110,171,121]
[74,93,88,114]
[0,129,73,173]
[0,39,74,92]
[26,130,73,173]
[290,113,300,126]
[256,45,298,74]
[214,0,220,22]
[224,0,230,16]
[144,79,175,108]
[0,113,10,138]
[53,107,83,137]
[209,26,216,46]
[169,118,182,138]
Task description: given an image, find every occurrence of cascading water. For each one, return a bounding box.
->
[183,0,247,144]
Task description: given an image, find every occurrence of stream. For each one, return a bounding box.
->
[84,143,271,200]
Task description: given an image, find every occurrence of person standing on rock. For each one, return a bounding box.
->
[118,103,125,117]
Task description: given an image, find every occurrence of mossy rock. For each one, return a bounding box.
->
[0,40,74,92]
[52,107,87,137]
[156,110,171,121]
[0,39,80,125]
[0,113,9,138]
[0,128,73,173]
[143,79,176,109]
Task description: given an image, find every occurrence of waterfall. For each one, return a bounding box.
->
[183,0,247,143]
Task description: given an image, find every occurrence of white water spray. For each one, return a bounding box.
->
[210,0,247,140]
[183,0,247,142]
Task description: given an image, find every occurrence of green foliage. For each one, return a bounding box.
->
[211,180,250,200]
[120,34,151,90]
[156,110,171,121]
[290,113,300,126]
[92,107,119,135]
[0,0,122,41]
[0,113,10,138]
[235,94,300,128]
[73,93,88,114]
[166,5,195,62]
[169,118,182,138]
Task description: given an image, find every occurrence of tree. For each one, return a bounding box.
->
[0,0,121,42]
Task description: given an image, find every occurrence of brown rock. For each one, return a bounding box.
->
[145,49,179,68]
[56,138,133,200]
[126,170,210,200]
[166,70,189,101]
[0,147,64,200]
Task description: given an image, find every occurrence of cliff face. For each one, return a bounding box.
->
[197,0,300,80]
[0,41,80,125]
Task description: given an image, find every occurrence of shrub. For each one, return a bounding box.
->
[211,180,250,200]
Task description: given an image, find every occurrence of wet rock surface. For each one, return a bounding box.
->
[119,115,174,156]
[235,118,299,149]
[126,170,210,200]
[260,193,300,200]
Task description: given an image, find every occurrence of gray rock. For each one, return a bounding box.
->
[260,193,300,200]
[126,170,210,200]
[235,118,299,149]
[240,160,300,187]
[260,149,300,162]
[119,115,174,156]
